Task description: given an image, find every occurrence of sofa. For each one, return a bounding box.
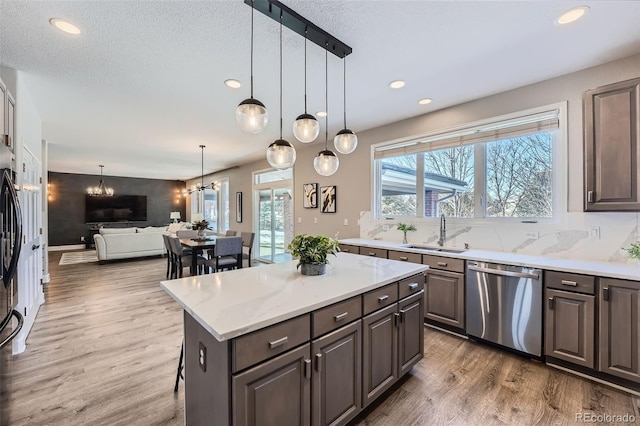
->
[93,226,167,261]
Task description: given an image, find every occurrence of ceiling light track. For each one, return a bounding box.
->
[244,0,352,59]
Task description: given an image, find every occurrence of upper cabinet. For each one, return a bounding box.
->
[584,77,640,211]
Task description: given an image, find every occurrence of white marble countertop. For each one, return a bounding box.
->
[161,252,428,342]
[340,238,640,281]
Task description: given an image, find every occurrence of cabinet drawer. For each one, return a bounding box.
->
[312,296,362,338]
[423,255,464,273]
[363,282,398,315]
[339,244,359,254]
[388,250,422,264]
[361,247,388,258]
[232,314,311,373]
[546,270,595,295]
[398,274,425,300]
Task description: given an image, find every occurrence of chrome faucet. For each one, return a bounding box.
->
[437,214,446,246]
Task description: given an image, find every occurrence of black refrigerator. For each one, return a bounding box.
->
[0,147,23,422]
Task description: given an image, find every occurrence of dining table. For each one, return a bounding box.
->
[180,237,218,275]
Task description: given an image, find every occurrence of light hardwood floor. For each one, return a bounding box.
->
[2,252,638,425]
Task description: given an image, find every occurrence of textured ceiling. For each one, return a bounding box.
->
[1,1,639,181]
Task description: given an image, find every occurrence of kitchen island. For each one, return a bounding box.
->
[161,252,428,426]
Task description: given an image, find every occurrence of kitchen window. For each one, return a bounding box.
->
[374,104,564,221]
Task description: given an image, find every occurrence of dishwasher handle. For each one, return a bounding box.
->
[467,264,539,280]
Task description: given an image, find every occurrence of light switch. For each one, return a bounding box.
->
[344,219,348,226]
[297,217,302,223]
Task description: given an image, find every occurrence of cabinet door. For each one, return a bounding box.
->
[545,289,595,369]
[398,290,424,376]
[599,279,640,383]
[362,303,398,408]
[233,343,311,426]
[584,77,640,211]
[0,81,5,140]
[311,320,361,426]
[424,270,465,330]
[7,94,15,149]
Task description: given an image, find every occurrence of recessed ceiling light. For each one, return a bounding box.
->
[389,80,405,89]
[556,6,589,25]
[49,18,81,35]
[224,79,241,89]
[316,111,327,117]
[418,98,433,105]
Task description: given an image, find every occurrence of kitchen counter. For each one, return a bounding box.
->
[340,238,640,281]
[161,252,427,341]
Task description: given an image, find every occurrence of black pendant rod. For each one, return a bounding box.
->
[250,0,255,98]
[324,42,328,150]
[303,28,308,113]
[244,0,352,58]
[279,10,283,139]
[199,144,205,190]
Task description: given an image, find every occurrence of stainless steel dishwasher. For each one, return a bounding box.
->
[466,261,543,357]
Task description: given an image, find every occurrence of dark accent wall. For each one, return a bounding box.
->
[48,172,186,246]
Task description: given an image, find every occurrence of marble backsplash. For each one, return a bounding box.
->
[359,211,640,264]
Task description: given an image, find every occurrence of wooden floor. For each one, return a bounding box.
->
[2,252,638,425]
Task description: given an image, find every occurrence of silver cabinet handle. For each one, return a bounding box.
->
[587,190,594,203]
[378,295,389,303]
[548,297,554,310]
[268,336,288,349]
[304,358,311,379]
[368,252,376,257]
[561,280,577,287]
[334,312,348,322]
[408,283,419,290]
[399,256,408,261]
[343,249,350,253]
[467,264,539,280]
[603,287,609,301]
[437,261,447,267]
[315,353,323,372]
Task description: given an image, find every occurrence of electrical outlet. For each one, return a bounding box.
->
[344,219,348,226]
[357,219,360,226]
[383,225,389,231]
[297,217,302,223]
[525,232,539,240]
[314,217,318,224]
[589,226,600,240]
[198,342,207,372]
[80,236,85,242]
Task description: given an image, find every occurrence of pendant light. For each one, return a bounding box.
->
[87,165,114,197]
[334,57,358,154]
[236,0,268,134]
[314,43,339,177]
[267,11,296,170]
[292,29,319,143]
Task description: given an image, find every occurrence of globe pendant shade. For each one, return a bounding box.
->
[334,128,358,154]
[292,113,320,143]
[313,150,340,176]
[267,139,297,169]
[236,98,268,134]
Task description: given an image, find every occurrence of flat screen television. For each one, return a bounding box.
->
[85,195,148,223]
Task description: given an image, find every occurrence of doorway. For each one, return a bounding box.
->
[253,169,293,263]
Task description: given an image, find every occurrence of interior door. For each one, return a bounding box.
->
[15,147,44,354]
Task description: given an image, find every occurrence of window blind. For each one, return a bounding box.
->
[374,109,559,159]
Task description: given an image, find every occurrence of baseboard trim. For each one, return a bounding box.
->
[547,362,640,397]
[49,244,85,252]
[424,322,468,340]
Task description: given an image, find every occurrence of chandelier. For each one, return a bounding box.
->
[87,165,114,197]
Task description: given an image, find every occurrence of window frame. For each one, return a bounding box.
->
[372,102,567,225]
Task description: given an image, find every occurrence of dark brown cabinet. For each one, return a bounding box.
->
[338,244,359,254]
[362,289,424,408]
[584,77,640,211]
[545,288,595,369]
[311,320,361,426]
[233,343,311,426]
[423,255,465,331]
[598,278,640,383]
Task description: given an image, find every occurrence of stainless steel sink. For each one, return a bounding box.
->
[406,245,467,254]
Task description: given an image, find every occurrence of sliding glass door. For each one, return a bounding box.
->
[254,169,293,263]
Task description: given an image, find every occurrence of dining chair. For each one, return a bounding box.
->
[225,229,238,236]
[169,236,204,277]
[204,236,243,273]
[162,234,173,279]
[240,232,255,267]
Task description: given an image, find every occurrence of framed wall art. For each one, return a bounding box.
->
[303,183,318,208]
[236,192,243,223]
[320,185,336,213]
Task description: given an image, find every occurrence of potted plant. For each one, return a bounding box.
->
[192,219,209,237]
[287,234,340,276]
[397,223,417,244]
[625,242,640,263]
